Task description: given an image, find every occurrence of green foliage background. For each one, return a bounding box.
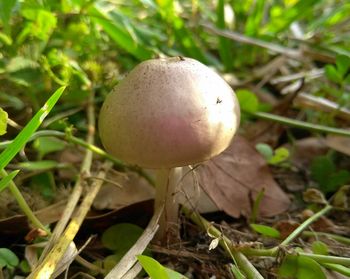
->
[1,0,349,115]
[0,0,350,278]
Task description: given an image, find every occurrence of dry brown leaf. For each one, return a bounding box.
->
[197,136,290,218]
[0,200,67,235]
[274,220,300,240]
[93,172,154,210]
[326,135,350,156]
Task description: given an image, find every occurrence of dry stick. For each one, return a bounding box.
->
[28,91,97,278]
[37,93,97,263]
[37,174,84,262]
[203,24,301,60]
[120,263,143,279]
[28,161,111,279]
[105,202,164,279]
[203,24,335,63]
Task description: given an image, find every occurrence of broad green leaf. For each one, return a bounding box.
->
[311,241,329,255]
[137,255,188,279]
[0,258,6,268]
[0,170,19,193]
[0,248,19,268]
[0,86,65,172]
[279,255,326,279]
[103,254,120,274]
[345,73,350,85]
[250,224,280,238]
[33,136,66,158]
[335,54,350,78]
[311,156,336,184]
[20,9,57,41]
[325,65,342,84]
[311,155,350,193]
[89,6,153,60]
[137,255,170,279]
[0,108,8,136]
[19,260,31,273]
[268,147,290,165]
[165,267,188,279]
[30,172,56,200]
[327,170,350,193]
[236,89,259,113]
[101,223,143,254]
[255,143,273,161]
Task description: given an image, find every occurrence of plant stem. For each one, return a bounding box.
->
[182,207,264,279]
[252,112,350,137]
[154,167,182,241]
[0,130,155,186]
[65,132,155,185]
[0,168,50,235]
[29,163,110,279]
[281,204,332,246]
[321,263,350,277]
[298,253,350,266]
[302,231,350,245]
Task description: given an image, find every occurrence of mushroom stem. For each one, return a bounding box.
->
[154,167,182,241]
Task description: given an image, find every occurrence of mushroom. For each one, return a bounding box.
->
[99,56,240,241]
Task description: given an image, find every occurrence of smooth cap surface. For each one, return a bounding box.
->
[99,57,240,168]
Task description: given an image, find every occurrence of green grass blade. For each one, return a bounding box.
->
[0,170,19,193]
[0,86,65,171]
[263,0,319,34]
[216,0,233,70]
[244,0,265,36]
[89,6,153,60]
[156,1,208,63]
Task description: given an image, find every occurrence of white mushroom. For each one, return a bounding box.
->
[99,56,240,241]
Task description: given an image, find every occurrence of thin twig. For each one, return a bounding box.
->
[28,161,111,278]
[252,112,350,137]
[28,91,99,278]
[281,205,333,246]
[203,24,301,59]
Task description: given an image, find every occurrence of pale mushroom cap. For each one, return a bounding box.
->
[99,57,240,168]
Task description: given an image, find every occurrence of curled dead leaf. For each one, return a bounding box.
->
[326,135,350,156]
[197,136,290,218]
